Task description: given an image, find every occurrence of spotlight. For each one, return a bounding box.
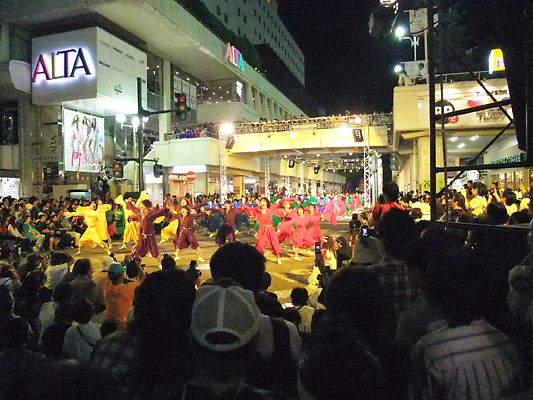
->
[115,113,126,124]
[314,166,321,174]
[288,159,295,168]
[220,123,235,135]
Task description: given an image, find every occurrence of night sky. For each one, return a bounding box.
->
[278,0,408,115]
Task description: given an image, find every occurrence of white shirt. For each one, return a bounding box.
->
[45,263,68,289]
[38,302,58,342]
[62,321,101,360]
[254,314,301,361]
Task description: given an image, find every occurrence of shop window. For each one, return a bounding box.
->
[0,103,18,145]
[200,79,247,104]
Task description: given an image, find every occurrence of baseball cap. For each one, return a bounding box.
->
[101,256,115,270]
[106,263,126,278]
[191,284,260,352]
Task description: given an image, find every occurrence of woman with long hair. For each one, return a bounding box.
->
[289,206,313,261]
[128,199,169,260]
[64,203,111,255]
[173,206,205,262]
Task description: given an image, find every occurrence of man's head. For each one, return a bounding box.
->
[106,263,126,284]
[378,208,417,259]
[291,287,309,307]
[210,241,266,292]
[191,282,260,352]
[382,181,400,203]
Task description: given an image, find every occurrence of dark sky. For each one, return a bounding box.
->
[278,0,407,115]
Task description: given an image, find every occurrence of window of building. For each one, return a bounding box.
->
[224,13,228,23]
[243,15,247,23]
[237,8,241,16]
[200,79,247,104]
[216,5,220,15]
[254,9,256,17]
[238,28,241,36]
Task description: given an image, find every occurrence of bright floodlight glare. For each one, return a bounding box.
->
[339,125,351,136]
[115,113,126,124]
[131,117,140,128]
[395,26,406,38]
[450,136,458,142]
[457,143,466,149]
[394,65,403,73]
[289,130,295,138]
[220,123,235,135]
[142,116,149,123]
[470,135,480,141]
[355,116,362,124]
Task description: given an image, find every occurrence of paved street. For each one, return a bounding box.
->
[65,219,351,302]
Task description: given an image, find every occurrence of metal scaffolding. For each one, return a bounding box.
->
[219,135,229,202]
[426,0,531,225]
[264,156,271,198]
[363,145,373,206]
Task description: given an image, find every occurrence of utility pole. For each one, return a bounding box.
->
[137,77,144,192]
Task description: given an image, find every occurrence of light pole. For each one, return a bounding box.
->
[395,26,420,61]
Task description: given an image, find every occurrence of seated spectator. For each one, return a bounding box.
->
[45,252,73,290]
[8,360,124,400]
[184,282,287,399]
[17,253,44,283]
[103,263,145,328]
[288,287,314,334]
[210,241,301,394]
[160,253,177,272]
[37,282,72,344]
[62,299,101,360]
[68,259,97,307]
[298,328,386,400]
[335,236,352,266]
[22,216,45,253]
[410,251,524,399]
[92,269,196,399]
[99,319,118,339]
[41,302,74,358]
[0,317,45,390]
[14,270,51,335]
[0,264,21,294]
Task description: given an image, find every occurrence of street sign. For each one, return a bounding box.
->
[186,171,196,182]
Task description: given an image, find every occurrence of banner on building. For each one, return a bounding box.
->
[63,108,104,172]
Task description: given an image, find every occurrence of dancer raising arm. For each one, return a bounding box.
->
[173,206,205,262]
[64,203,111,255]
[242,197,283,264]
[128,199,169,261]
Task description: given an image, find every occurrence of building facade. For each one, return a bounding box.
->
[0,0,341,200]
[199,0,305,85]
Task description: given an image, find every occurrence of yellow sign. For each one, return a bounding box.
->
[489,48,505,74]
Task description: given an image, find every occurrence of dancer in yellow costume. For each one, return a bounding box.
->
[158,198,189,244]
[64,203,111,255]
[115,192,148,250]
[96,199,112,249]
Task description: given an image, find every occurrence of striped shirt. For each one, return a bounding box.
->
[410,319,523,400]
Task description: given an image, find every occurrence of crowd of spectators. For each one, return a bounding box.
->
[1,181,533,399]
[169,123,216,140]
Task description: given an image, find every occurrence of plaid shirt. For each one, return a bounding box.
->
[368,258,418,340]
[91,330,140,381]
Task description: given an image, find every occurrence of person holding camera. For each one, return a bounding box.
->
[346,225,384,268]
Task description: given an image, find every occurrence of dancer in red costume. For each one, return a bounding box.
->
[128,199,169,260]
[307,204,324,243]
[174,206,205,262]
[276,199,297,244]
[289,206,314,260]
[242,197,283,264]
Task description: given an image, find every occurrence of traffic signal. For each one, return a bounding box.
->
[153,163,163,178]
[113,162,124,178]
[174,92,188,121]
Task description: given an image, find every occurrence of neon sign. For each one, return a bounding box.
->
[225,43,245,72]
[32,48,91,83]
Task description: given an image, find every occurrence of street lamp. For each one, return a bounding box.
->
[395,25,420,61]
[394,64,403,73]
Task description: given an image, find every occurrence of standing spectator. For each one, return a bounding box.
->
[0,265,21,294]
[62,299,101,360]
[335,236,352,267]
[368,208,418,340]
[103,263,145,328]
[410,251,524,399]
[467,181,488,217]
[370,181,405,227]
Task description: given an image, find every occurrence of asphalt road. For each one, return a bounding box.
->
[66,218,351,302]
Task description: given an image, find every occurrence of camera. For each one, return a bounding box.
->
[185,260,202,282]
[361,225,369,238]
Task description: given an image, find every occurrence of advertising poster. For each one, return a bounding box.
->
[63,108,105,172]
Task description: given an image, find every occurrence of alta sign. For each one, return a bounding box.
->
[32,48,91,83]
[225,43,245,72]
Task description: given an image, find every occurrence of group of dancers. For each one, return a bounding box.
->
[63,192,360,263]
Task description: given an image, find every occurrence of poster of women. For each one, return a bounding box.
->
[63,109,105,172]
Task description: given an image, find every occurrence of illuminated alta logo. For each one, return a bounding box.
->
[225,43,245,72]
[32,48,91,83]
